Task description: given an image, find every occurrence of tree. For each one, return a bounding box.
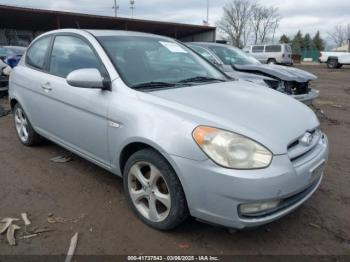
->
[328,24,350,47]
[217,0,254,48]
[250,4,280,44]
[291,30,303,50]
[279,34,290,44]
[313,31,325,51]
[302,33,313,50]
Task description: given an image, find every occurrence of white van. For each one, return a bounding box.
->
[244,44,293,65]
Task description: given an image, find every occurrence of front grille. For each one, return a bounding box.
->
[284,81,311,95]
[287,128,321,164]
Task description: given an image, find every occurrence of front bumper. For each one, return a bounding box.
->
[171,134,329,229]
[293,89,319,105]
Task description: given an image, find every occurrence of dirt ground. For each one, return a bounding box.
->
[0,65,350,256]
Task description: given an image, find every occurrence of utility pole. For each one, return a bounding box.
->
[130,0,135,18]
[206,0,209,25]
[112,0,119,17]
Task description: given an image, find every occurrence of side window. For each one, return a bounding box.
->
[265,45,282,52]
[26,37,52,69]
[252,46,264,53]
[49,36,102,78]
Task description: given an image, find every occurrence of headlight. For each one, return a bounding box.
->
[192,126,272,169]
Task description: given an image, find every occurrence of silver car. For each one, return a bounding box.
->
[188,42,319,105]
[9,29,329,230]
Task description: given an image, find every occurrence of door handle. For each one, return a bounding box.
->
[41,82,52,91]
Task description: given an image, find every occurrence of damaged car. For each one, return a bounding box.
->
[10,29,329,230]
[187,42,319,105]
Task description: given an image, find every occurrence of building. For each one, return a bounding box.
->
[331,39,350,52]
[0,4,216,46]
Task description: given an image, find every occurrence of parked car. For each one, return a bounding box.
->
[9,29,329,230]
[0,46,26,68]
[188,42,319,105]
[319,51,350,69]
[244,44,293,65]
[0,59,12,97]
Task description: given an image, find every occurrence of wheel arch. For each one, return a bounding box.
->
[10,98,19,110]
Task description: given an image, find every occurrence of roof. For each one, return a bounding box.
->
[0,4,215,39]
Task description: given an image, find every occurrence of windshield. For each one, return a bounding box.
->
[207,45,261,66]
[97,36,228,89]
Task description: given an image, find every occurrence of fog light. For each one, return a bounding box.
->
[239,200,280,215]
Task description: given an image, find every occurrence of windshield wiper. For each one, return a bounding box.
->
[177,76,227,84]
[131,81,177,90]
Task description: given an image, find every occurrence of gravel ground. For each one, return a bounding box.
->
[0,65,349,256]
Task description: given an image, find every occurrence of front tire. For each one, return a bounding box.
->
[327,58,338,69]
[13,103,42,146]
[123,148,189,230]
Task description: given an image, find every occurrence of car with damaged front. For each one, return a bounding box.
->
[9,29,329,230]
[187,42,319,105]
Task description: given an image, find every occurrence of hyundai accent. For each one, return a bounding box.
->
[9,29,329,230]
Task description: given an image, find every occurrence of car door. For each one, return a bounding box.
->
[17,36,53,129]
[40,34,111,167]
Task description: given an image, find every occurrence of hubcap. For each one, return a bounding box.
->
[15,107,29,143]
[128,162,171,222]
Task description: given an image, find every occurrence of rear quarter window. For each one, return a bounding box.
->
[265,45,282,52]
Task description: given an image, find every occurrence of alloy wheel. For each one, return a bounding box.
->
[14,107,29,143]
[128,161,171,222]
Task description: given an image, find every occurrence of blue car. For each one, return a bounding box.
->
[0,46,26,68]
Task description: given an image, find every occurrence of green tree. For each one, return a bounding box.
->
[279,34,290,43]
[313,31,325,51]
[291,30,303,51]
[302,33,313,50]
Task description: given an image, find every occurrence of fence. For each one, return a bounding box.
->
[292,48,320,62]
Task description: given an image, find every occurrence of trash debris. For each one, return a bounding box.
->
[33,227,53,234]
[177,242,191,249]
[50,154,74,163]
[47,213,85,224]
[309,223,322,229]
[6,224,21,246]
[21,213,31,226]
[20,233,38,240]
[0,218,20,234]
[65,232,79,262]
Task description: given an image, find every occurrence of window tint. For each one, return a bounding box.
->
[265,45,282,52]
[26,37,51,69]
[49,36,102,78]
[252,46,264,53]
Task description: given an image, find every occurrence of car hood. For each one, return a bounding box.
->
[145,80,319,155]
[233,64,317,82]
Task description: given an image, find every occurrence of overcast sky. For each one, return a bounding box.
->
[1,0,349,43]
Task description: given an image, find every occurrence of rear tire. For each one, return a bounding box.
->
[267,59,277,65]
[123,148,189,230]
[336,64,343,69]
[327,58,338,69]
[13,103,42,146]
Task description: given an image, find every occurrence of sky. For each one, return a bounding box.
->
[0,0,349,44]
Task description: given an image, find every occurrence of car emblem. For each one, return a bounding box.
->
[300,132,314,146]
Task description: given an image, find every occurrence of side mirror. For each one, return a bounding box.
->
[66,68,110,90]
